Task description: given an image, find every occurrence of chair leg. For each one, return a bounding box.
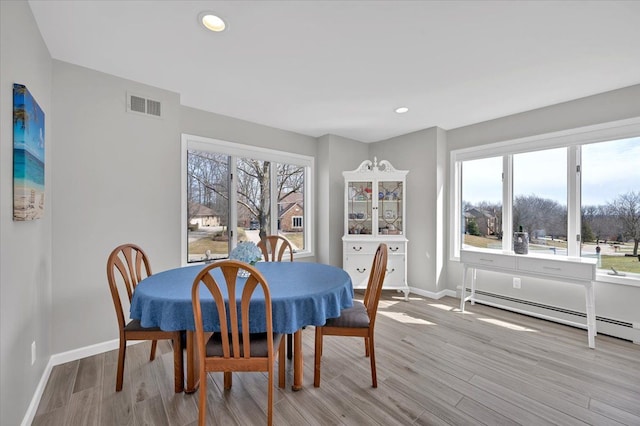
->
[116,337,126,392]
[172,333,184,393]
[313,327,323,387]
[268,359,274,426]
[364,337,370,357]
[198,369,207,426]
[150,340,158,361]
[278,338,285,388]
[287,333,293,360]
[224,371,232,389]
[368,334,377,388]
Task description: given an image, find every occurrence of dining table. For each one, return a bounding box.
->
[130,261,353,392]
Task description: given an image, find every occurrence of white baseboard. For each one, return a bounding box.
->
[49,338,121,366]
[21,357,55,426]
[409,287,456,300]
[21,339,141,426]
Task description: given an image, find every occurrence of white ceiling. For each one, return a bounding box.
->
[28,1,640,143]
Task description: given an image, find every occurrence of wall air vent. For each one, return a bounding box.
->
[126,92,162,118]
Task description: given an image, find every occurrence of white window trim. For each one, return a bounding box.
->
[449,117,640,285]
[181,134,314,265]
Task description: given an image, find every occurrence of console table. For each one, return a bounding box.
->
[459,249,598,348]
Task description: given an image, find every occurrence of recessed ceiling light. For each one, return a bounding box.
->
[199,12,226,32]
[395,107,409,114]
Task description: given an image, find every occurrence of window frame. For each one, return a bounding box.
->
[449,117,640,285]
[181,134,314,265]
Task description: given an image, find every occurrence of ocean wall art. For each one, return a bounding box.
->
[13,83,45,221]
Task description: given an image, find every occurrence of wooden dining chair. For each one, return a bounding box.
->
[191,260,285,426]
[106,243,183,393]
[314,243,388,388]
[257,235,297,359]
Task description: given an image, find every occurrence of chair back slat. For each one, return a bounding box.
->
[258,236,293,262]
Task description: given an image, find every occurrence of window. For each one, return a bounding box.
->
[451,118,640,281]
[581,137,640,276]
[513,147,567,255]
[182,134,313,264]
[461,156,502,249]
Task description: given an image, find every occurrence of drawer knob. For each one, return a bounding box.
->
[386,268,395,274]
[353,246,363,252]
[390,247,399,252]
[479,258,494,262]
[356,268,367,273]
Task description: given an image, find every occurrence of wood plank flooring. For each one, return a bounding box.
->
[33,294,640,425]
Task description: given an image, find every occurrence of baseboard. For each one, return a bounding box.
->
[21,339,140,426]
[462,289,640,344]
[409,287,456,300]
[49,338,121,366]
[21,357,55,426]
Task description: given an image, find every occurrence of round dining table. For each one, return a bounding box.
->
[130,261,353,391]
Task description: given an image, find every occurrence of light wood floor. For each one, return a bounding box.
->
[33,294,640,425]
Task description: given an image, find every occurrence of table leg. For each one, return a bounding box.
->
[185,331,199,393]
[460,265,468,311]
[585,282,597,349]
[470,268,477,305]
[292,329,303,391]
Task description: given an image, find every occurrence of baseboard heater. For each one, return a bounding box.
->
[466,289,635,338]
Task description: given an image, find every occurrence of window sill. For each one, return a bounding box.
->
[293,250,314,260]
[595,271,640,287]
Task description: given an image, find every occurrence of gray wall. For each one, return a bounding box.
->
[317,134,369,266]
[0,1,53,424]
[370,127,448,293]
[448,84,640,151]
[51,61,182,353]
[181,105,318,158]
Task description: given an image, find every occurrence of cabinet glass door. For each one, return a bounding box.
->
[378,180,403,235]
[347,181,373,234]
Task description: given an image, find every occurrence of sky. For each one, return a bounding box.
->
[462,137,640,207]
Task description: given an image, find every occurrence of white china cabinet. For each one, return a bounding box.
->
[342,158,409,299]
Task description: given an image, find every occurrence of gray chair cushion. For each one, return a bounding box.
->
[325,301,370,328]
[124,319,163,332]
[206,332,284,357]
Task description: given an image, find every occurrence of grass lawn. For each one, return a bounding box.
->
[188,227,247,260]
[189,229,305,259]
[282,232,304,250]
[189,238,228,255]
[600,255,640,274]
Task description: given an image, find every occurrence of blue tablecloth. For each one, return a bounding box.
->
[130,262,353,334]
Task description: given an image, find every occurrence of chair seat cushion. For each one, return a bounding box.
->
[124,319,163,332]
[324,301,370,328]
[206,332,284,357]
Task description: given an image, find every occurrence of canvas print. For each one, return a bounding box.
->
[13,83,45,221]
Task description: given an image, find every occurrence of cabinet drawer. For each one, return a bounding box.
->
[383,256,405,287]
[460,250,515,270]
[344,255,372,288]
[343,242,380,254]
[516,257,594,280]
[386,244,405,255]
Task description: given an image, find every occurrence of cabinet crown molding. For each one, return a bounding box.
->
[347,157,405,174]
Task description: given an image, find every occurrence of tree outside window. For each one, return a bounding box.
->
[186,148,307,262]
